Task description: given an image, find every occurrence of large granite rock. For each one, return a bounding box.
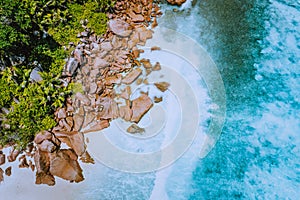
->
[109,19,133,37]
[119,104,132,121]
[75,92,91,106]
[122,68,142,84]
[82,120,110,134]
[34,130,52,144]
[131,94,153,123]
[96,97,119,120]
[53,131,86,157]
[49,149,84,183]
[34,149,55,186]
[34,131,60,153]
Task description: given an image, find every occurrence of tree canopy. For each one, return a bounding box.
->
[0,0,114,148]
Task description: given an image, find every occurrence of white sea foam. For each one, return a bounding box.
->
[144,36,212,199]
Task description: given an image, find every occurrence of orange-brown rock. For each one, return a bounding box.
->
[105,74,122,85]
[153,62,161,71]
[34,150,49,173]
[143,78,149,84]
[154,82,170,92]
[141,0,149,6]
[90,68,100,77]
[73,113,84,131]
[140,58,152,69]
[119,104,133,121]
[19,155,29,168]
[111,35,123,49]
[89,82,98,94]
[75,92,91,106]
[131,47,142,59]
[128,30,140,49]
[82,120,110,134]
[145,68,152,75]
[94,57,109,69]
[49,149,84,183]
[35,171,55,186]
[0,168,3,182]
[52,131,86,157]
[50,132,61,147]
[167,0,187,6]
[128,10,145,22]
[66,116,74,130]
[66,102,74,115]
[137,26,153,45]
[136,78,143,85]
[34,149,55,186]
[80,151,95,164]
[127,124,145,134]
[122,68,142,84]
[7,148,20,162]
[37,136,60,153]
[96,97,119,119]
[109,19,133,37]
[131,94,153,123]
[120,86,132,100]
[25,143,34,156]
[57,108,67,119]
[151,46,161,51]
[151,17,158,29]
[82,111,96,129]
[0,0,165,187]
[52,130,79,137]
[5,166,12,176]
[29,160,35,171]
[68,132,86,156]
[133,4,143,14]
[100,41,113,52]
[60,118,72,132]
[54,137,72,152]
[0,151,5,165]
[34,130,53,144]
[154,96,163,103]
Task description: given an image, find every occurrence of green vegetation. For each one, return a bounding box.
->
[0,0,114,148]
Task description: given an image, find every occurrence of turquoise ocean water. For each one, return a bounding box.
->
[158,0,300,199]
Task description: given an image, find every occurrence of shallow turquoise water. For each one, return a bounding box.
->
[158,0,300,199]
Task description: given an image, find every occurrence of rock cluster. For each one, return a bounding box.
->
[59,0,165,136]
[33,130,84,185]
[43,0,162,185]
[0,0,169,186]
